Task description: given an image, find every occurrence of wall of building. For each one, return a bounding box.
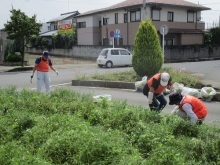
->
[77,4,206,46]
[27,45,220,62]
[78,27,97,45]
[181,34,204,45]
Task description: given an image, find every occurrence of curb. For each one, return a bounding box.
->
[72,80,135,90]
[72,80,220,102]
[6,67,33,72]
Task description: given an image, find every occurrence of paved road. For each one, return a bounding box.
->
[164,60,220,89]
[0,60,219,124]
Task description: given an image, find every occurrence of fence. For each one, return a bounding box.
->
[26,44,220,62]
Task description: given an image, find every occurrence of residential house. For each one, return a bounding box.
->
[76,0,210,46]
[40,11,80,37]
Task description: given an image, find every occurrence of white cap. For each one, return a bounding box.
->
[160,72,170,86]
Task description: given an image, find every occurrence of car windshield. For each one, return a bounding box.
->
[100,50,108,56]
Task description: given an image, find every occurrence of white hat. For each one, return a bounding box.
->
[160,72,170,86]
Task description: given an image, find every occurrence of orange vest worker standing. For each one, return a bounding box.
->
[31,51,58,93]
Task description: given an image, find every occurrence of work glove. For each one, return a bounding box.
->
[55,70,58,75]
[148,92,153,104]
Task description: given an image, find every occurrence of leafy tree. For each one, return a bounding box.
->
[209,27,220,45]
[132,19,163,77]
[41,38,50,48]
[4,8,41,67]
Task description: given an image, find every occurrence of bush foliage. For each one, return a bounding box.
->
[132,19,163,77]
[0,87,219,164]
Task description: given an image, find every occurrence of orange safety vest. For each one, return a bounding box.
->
[147,74,167,94]
[179,95,208,119]
[36,56,49,72]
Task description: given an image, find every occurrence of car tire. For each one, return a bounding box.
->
[106,61,113,68]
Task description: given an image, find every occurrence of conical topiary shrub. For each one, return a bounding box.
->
[132,19,163,77]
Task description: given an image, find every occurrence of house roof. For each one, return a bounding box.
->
[47,11,79,23]
[77,0,210,17]
[40,30,57,37]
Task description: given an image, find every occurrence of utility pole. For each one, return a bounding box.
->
[219,15,220,27]
[142,0,146,21]
[104,17,109,47]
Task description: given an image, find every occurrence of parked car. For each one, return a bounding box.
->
[96,48,132,68]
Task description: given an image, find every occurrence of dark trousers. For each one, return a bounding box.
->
[149,94,167,112]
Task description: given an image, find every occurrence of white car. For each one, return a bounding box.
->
[96,48,132,68]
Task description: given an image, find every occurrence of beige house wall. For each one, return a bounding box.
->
[77,2,207,46]
[181,34,204,45]
[100,21,205,46]
[78,27,102,45]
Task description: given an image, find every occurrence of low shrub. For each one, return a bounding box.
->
[5,54,22,62]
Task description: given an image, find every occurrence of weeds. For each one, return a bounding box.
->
[0,87,219,164]
[76,67,203,88]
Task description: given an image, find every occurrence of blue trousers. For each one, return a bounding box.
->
[149,94,167,112]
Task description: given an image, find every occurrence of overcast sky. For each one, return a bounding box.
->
[0,0,220,29]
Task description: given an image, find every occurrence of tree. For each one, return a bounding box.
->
[209,27,220,45]
[132,19,163,77]
[4,8,41,67]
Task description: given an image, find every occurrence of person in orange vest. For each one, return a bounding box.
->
[143,72,174,111]
[31,51,58,92]
[169,92,208,124]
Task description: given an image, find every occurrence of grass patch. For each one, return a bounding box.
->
[76,67,203,88]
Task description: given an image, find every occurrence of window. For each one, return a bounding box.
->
[130,10,141,22]
[124,13,128,23]
[103,18,108,25]
[165,39,174,45]
[77,22,86,28]
[53,25,57,30]
[99,21,101,27]
[111,50,119,55]
[187,11,194,23]
[167,12,174,22]
[100,49,108,56]
[152,9,160,21]
[115,13,118,24]
[120,50,130,55]
[47,26,50,31]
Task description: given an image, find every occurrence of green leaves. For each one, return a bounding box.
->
[0,87,220,164]
[132,19,163,77]
[4,9,41,67]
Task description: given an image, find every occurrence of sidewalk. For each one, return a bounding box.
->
[0,65,34,72]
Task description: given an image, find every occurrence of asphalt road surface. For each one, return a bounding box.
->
[164,60,220,89]
[0,59,220,125]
